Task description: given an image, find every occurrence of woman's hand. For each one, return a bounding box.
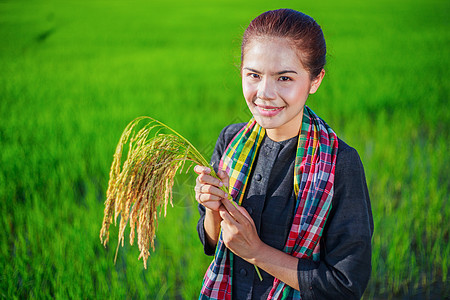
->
[194,165,230,248]
[193,165,229,211]
[194,166,299,290]
[220,197,300,290]
[194,165,263,261]
[219,196,264,263]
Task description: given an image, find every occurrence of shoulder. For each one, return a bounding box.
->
[217,123,247,146]
[209,123,247,172]
[332,137,373,233]
[336,138,365,176]
[330,140,373,238]
[336,138,356,158]
[334,138,371,215]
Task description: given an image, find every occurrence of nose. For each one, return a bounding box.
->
[257,78,276,100]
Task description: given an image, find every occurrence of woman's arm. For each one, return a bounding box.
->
[297,146,374,299]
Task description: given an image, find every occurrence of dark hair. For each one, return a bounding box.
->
[241,9,326,79]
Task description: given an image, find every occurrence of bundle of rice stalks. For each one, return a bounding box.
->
[100,116,262,280]
[99,116,220,268]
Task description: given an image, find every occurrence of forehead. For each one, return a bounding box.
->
[242,37,306,71]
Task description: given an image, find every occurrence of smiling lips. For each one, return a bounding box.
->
[255,104,285,117]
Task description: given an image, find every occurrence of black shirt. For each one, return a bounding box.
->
[197,123,374,300]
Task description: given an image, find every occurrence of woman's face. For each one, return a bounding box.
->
[241,37,324,141]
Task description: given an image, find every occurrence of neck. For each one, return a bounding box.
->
[265,108,304,142]
[266,129,298,142]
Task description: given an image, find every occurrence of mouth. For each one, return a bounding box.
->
[255,104,284,117]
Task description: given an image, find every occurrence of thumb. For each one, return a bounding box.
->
[217,170,230,189]
[236,205,254,224]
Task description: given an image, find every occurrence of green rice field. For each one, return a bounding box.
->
[0,0,449,298]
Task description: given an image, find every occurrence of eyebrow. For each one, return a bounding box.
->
[276,70,298,75]
[243,67,298,75]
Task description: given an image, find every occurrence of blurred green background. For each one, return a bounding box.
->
[1,0,449,298]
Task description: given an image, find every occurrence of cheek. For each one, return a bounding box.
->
[283,84,309,103]
[242,80,255,102]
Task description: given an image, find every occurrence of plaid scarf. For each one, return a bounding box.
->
[199,106,338,299]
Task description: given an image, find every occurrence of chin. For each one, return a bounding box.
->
[254,118,279,130]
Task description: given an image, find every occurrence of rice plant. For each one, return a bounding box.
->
[99,116,217,268]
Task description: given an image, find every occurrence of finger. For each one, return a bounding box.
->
[198,172,224,188]
[220,220,233,240]
[217,170,229,189]
[221,198,247,224]
[219,206,237,225]
[205,185,227,199]
[196,175,218,190]
[195,180,227,198]
[197,190,225,202]
[194,165,211,175]
[194,182,208,193]
[199,198,223,211]
[235,205,253,223]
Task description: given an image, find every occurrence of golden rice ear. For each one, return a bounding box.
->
[100,116,224,269]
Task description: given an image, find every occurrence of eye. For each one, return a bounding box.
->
[278,76,292,81]
[247,73,260,80]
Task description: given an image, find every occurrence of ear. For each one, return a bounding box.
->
[309,69,325,94]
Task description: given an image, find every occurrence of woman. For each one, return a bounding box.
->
[194,9,373,300]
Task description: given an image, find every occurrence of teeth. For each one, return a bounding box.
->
[261,107,279,111]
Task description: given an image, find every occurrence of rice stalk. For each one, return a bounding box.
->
[99,117,218,268]
[99,116,262,280]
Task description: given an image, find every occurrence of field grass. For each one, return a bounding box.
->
[0,0,449,298]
